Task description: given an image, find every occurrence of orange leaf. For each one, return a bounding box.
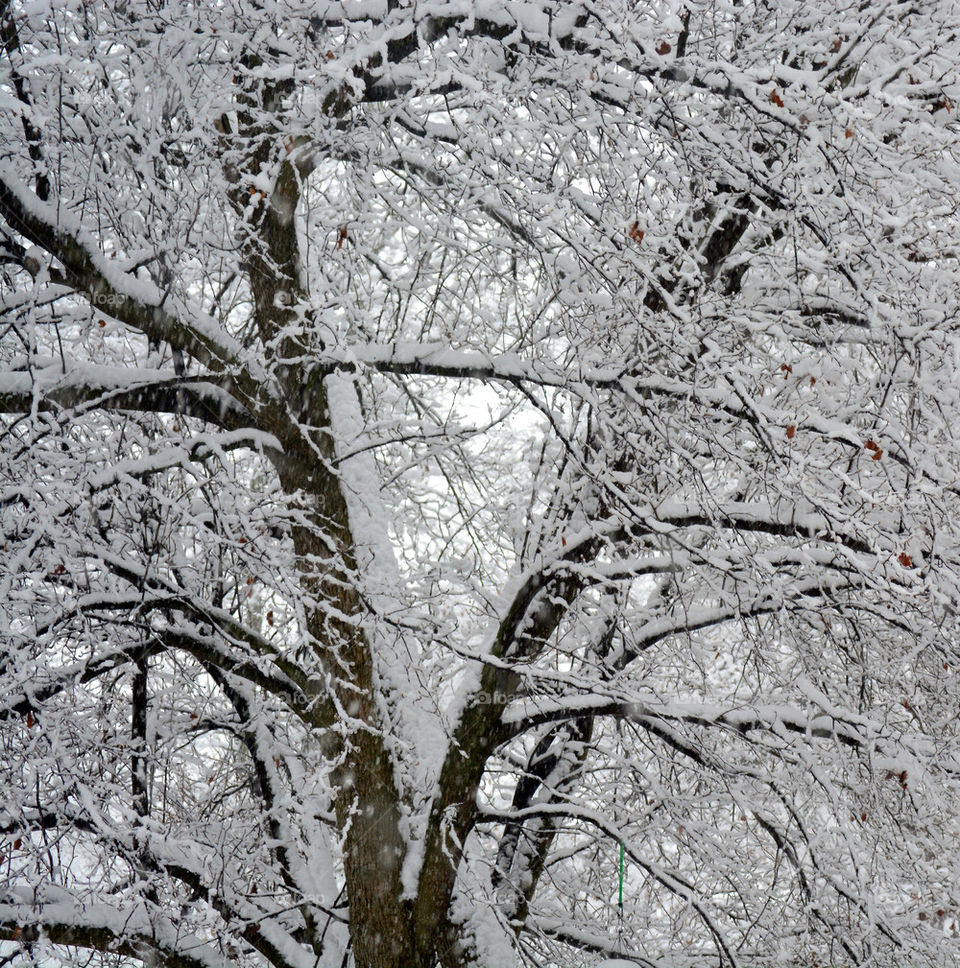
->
[871,448,883,460]
[770,89,784,108]
[898,552,913,568]
[786,425,796,439]
[844,128,853,139]
[864,439,879,452]
[780,363,793,377]
[628,220,644,244]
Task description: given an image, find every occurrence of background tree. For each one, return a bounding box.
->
[2,1,960,967]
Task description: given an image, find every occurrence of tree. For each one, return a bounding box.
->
[1,0,960,966]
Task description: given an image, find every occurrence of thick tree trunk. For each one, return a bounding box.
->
[231,90,456,967]
[274,414,421,968]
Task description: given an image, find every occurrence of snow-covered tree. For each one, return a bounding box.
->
[2,1,960,966]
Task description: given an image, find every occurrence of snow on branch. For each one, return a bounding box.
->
[0,893,235,968]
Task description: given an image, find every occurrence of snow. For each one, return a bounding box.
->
[3,3,960,968]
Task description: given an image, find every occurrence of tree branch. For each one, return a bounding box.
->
[0,897,234,968]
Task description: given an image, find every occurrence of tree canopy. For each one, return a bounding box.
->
[2,1,960,967]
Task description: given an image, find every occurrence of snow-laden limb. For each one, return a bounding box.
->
[501,694,874,745]
[500,693,960,776]
[527,918,664,968]
[0,165,250,379]
[0,893,234,968]
[0,363,254,432]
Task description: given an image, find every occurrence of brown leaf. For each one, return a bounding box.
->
[656,41,671,55]
[770,89,784,108]
[786,425,796,439]
[898,552,913,568]
[629,220,644,244]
